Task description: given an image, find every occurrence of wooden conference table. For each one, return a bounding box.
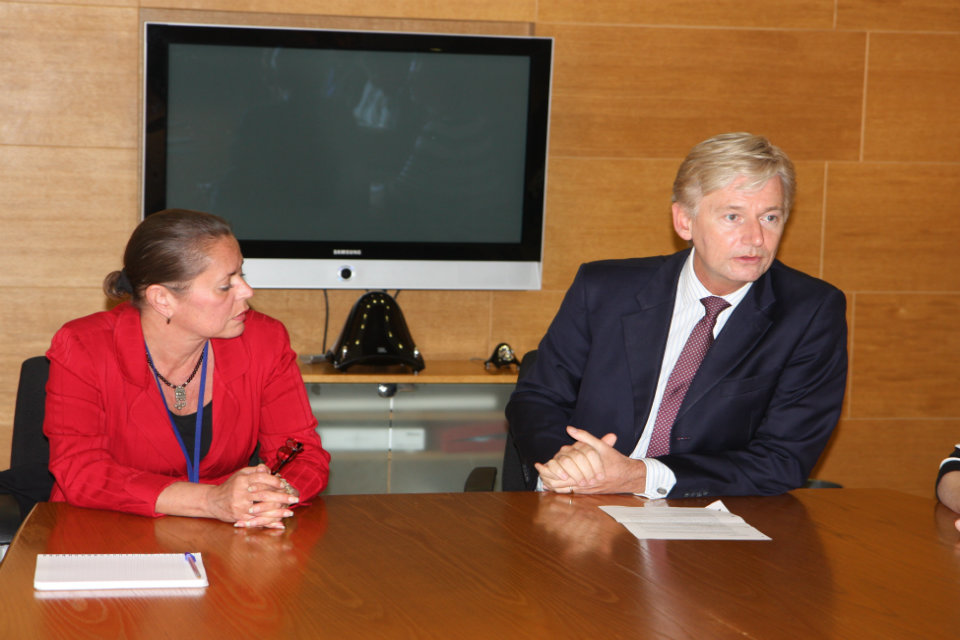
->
[0,489,958,639]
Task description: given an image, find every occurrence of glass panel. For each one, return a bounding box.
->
[307,382,512,494]
[391,384,510,492]
[308,383,390,495]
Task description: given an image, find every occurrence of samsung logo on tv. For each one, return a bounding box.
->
[333,249,362,256]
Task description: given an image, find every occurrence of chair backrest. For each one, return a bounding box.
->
[0,357,54,519]
[11,357,51,469]
[501,350,538,491]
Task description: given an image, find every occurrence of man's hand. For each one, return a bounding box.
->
[534,426,647,494]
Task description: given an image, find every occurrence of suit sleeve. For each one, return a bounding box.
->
[661,287,848,497]
[506,265,596,466]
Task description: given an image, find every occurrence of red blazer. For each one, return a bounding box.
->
[44,302,330,517]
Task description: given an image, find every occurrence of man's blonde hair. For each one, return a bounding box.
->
[672,132,795,217]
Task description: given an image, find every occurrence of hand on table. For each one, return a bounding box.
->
[535,426,647,494]
[208,464,300,529]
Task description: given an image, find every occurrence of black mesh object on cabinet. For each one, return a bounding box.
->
[327,291,425,372]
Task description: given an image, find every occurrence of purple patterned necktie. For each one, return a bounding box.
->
[646,296,730,457]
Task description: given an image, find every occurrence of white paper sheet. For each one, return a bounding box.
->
[600,500,770,540]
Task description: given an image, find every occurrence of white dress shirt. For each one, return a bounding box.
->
[633,250,751,498]
[536,250,751,496]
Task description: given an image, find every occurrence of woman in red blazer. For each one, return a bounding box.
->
[44,209,330,529]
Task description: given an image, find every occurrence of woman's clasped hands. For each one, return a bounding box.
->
[207,464,300,529]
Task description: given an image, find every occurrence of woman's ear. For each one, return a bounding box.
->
[143,283,174,322]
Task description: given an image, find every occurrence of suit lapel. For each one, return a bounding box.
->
[622,252,687,443]
[677,268,776,418]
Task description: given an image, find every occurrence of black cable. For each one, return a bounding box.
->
[321,289,330,354]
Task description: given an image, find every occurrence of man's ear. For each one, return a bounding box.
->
[672,202,694,242]
[143,283,174,321]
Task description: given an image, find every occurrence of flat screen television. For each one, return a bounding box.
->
[143,22,552,290]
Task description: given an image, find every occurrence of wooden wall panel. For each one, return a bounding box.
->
[255,287,556,370]
[22,0,135,5]
[254,289,496,362]
[0,287,109,458]
[0,143,136,465]
[140,0,536,22]
[812,417,958,499]
[542,158,826,294]
[541,24,865,161]
[489,290,567,360]
[849,294,960,419]
[371,290,493,361]
[0,146,138,287]
[540,0,836,30]
[0,4,138,148]
[140,8,533,36]
[863,33,960,163]
[0,0,956,494]
[838,0,960,32]
[542,157,681,291]
[823,163,960,292]
[776,161,826,280]
[246,289,358,359]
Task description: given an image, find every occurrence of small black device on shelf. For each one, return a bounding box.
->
[484,342,519,369]
[326,291,425,372]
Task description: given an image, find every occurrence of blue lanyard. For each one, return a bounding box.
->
[147,341,209,483]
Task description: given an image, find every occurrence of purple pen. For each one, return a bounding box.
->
[185,553,202,579]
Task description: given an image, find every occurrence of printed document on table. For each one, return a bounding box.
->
[599,500,770,540]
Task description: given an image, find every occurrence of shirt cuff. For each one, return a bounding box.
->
[636,458,676,499]
[535,460,675,496]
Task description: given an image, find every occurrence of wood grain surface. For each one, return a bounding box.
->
[1,489,958,639]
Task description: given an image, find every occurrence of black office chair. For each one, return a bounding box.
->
[0,356,54,545]
[803,478,842,489]
[464,350,538,492]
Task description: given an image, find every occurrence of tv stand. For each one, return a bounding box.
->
[299,359,518,494]
[299,359,518,384]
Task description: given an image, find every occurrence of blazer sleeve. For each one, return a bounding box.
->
[661,286,848,497]
[243,317,330,502]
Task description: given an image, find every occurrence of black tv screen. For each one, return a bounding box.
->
[143,23,552,289]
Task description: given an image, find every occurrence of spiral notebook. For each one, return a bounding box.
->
[34,553,209,591]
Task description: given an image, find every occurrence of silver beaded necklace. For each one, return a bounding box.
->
[145,348,205,412]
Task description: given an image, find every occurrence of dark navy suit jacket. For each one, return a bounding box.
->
[506,250,848,498]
